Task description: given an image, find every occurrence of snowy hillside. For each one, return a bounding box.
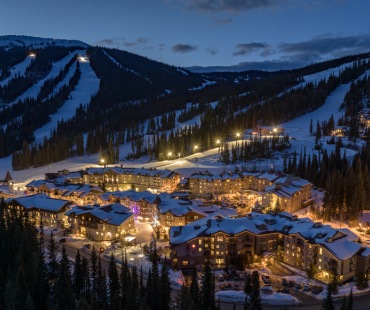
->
[0,35,88,49]
[1,62,368,187]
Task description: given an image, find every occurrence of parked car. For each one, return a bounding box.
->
[295,283,303,290]
[277,288,290,294]
[288,281,295,288]
[303,284,311,292]
[221,283,232,290]
[217,274,225,282]
[261,286,274,295]
[311,285,323,294]
[261,274,272,285]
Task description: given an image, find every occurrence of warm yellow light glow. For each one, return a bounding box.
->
[29,53,36,57]
[100,159,105,164]
[216,139,220,144]
[194,145,198,150]
[236,133,240,138]
[168,152,172,157]
[273,128,277,133]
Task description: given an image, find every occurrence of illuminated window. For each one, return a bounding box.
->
[183,261,188,266]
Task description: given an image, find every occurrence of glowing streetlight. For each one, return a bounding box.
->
[178,153,181,158]
[273,128,277,133]
[236,133,240,138]
[168,152,172,157]
[100,158,105,167]
[194,145,198,152]
[216,139,220,144]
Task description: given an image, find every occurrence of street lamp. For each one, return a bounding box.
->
[178,153,181,158]
[216,139,221,152]
[194,145,198,152]
[100,158,105,167]
[168,152,172,159]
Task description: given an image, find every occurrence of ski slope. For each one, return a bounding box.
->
[33,57,100,144]
[9,50,86,105]
[0,54,34,87]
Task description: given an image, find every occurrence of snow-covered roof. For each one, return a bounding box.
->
[170,211,364,261]
[0,185,14,197]
[323,238,363,261]
[26,179,57,189]
[84,166,178,178]
[99,190,160,204]
[65,202,133,226]
[7,194,71,212]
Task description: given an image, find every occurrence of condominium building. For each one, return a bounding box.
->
[65,203,135,242]
[83,167,180,193]
[5,194,73,228]
[170,212,367,282]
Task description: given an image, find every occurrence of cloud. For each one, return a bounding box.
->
[171,44,198,53]
[179,0,283,13]
[276,33,370,64]
[206,47,218,55]
[95,37,150,48]
[233,42,272,56]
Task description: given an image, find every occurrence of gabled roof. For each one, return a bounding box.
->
[66,202,133,226]
[7,194,71,212]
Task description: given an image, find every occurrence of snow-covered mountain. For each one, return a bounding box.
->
[0,35,89,49]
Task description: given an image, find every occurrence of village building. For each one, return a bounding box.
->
[169,211,368,282]
[83,167,180,193]
[65,203,135,242]
[26,180,103,205]
[188,171,313,213]
[98,190,161,221]
[0,185,14,200]
[5,194,73,228]
[155,196,237,239]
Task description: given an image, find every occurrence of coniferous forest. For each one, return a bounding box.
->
[0,197,223,310]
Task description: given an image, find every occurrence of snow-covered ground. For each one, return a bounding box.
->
[33,57,100,144]
[0,66,368,193]
[0,54,34,87]
[215,290,299,306]
[9,50,85,105]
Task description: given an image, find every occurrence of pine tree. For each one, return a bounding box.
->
[56,246,75,310]
[347,288,353,310]
[322,284,334,310]
[250,270,262,310]
[108,253,121,309]
[201,261,216,310]
[177,283,193,310]
[190,267,199,307]
[73,250,83,299]
[160,257,171,310]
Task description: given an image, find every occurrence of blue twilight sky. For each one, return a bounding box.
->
[1,0,370,70]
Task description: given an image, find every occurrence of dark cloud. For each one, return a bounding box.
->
[187,59,305,73]
[233,42,272,56]
[182,0,282,13]
[171,43,198,53]
[95,37,150,48]
[206,47,218,55]
[278,34,370,57]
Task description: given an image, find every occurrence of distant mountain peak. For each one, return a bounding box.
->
[0,35,89,49]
